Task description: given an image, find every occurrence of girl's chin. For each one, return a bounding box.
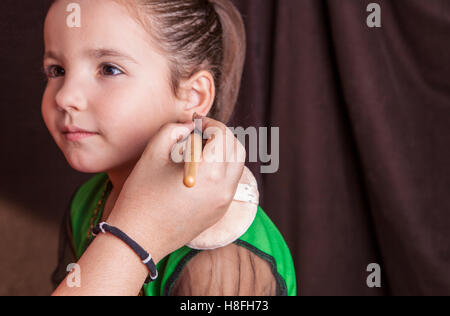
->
[68,163,104,174]
[65,155,108,174]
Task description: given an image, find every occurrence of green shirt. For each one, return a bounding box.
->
[69,173,297,296]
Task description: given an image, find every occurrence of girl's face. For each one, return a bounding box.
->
[42,0,179,173]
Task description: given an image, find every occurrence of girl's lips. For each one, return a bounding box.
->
[64,131,98,142]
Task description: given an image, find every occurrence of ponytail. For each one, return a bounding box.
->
[208,0,246,123]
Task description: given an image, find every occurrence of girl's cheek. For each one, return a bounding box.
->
[41,91,59,133]
[42,86,56,110]
[41,94,50,123]
[41,105,54,136]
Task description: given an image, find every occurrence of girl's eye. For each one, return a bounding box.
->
[100,64,124,76]
[45,65,65,78]
[42,64,124,79]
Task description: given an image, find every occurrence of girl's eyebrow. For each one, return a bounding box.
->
[86,48,138,64]
[43,48,138,64]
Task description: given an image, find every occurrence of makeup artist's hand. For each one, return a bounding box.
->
[52,118,246,296]
[107,117,246,263]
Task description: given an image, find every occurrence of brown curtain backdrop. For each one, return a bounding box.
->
[0,0,449,295]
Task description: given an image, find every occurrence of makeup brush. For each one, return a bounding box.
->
[183,113,203,188]
[181,113,260,250]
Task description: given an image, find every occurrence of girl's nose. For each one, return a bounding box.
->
[55,78,88,113]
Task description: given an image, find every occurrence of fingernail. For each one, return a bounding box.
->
[192,112,204,121]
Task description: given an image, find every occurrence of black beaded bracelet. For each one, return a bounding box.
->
[92,222,158,284]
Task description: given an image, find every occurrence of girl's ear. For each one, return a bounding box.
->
[177,70,215,123]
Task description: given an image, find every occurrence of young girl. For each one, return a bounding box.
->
[44,0,296,296]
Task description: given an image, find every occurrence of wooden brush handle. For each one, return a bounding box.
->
[183,129,203,188]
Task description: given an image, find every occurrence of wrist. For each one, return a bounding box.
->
[92,222,158,283]
[105,208,168,265]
